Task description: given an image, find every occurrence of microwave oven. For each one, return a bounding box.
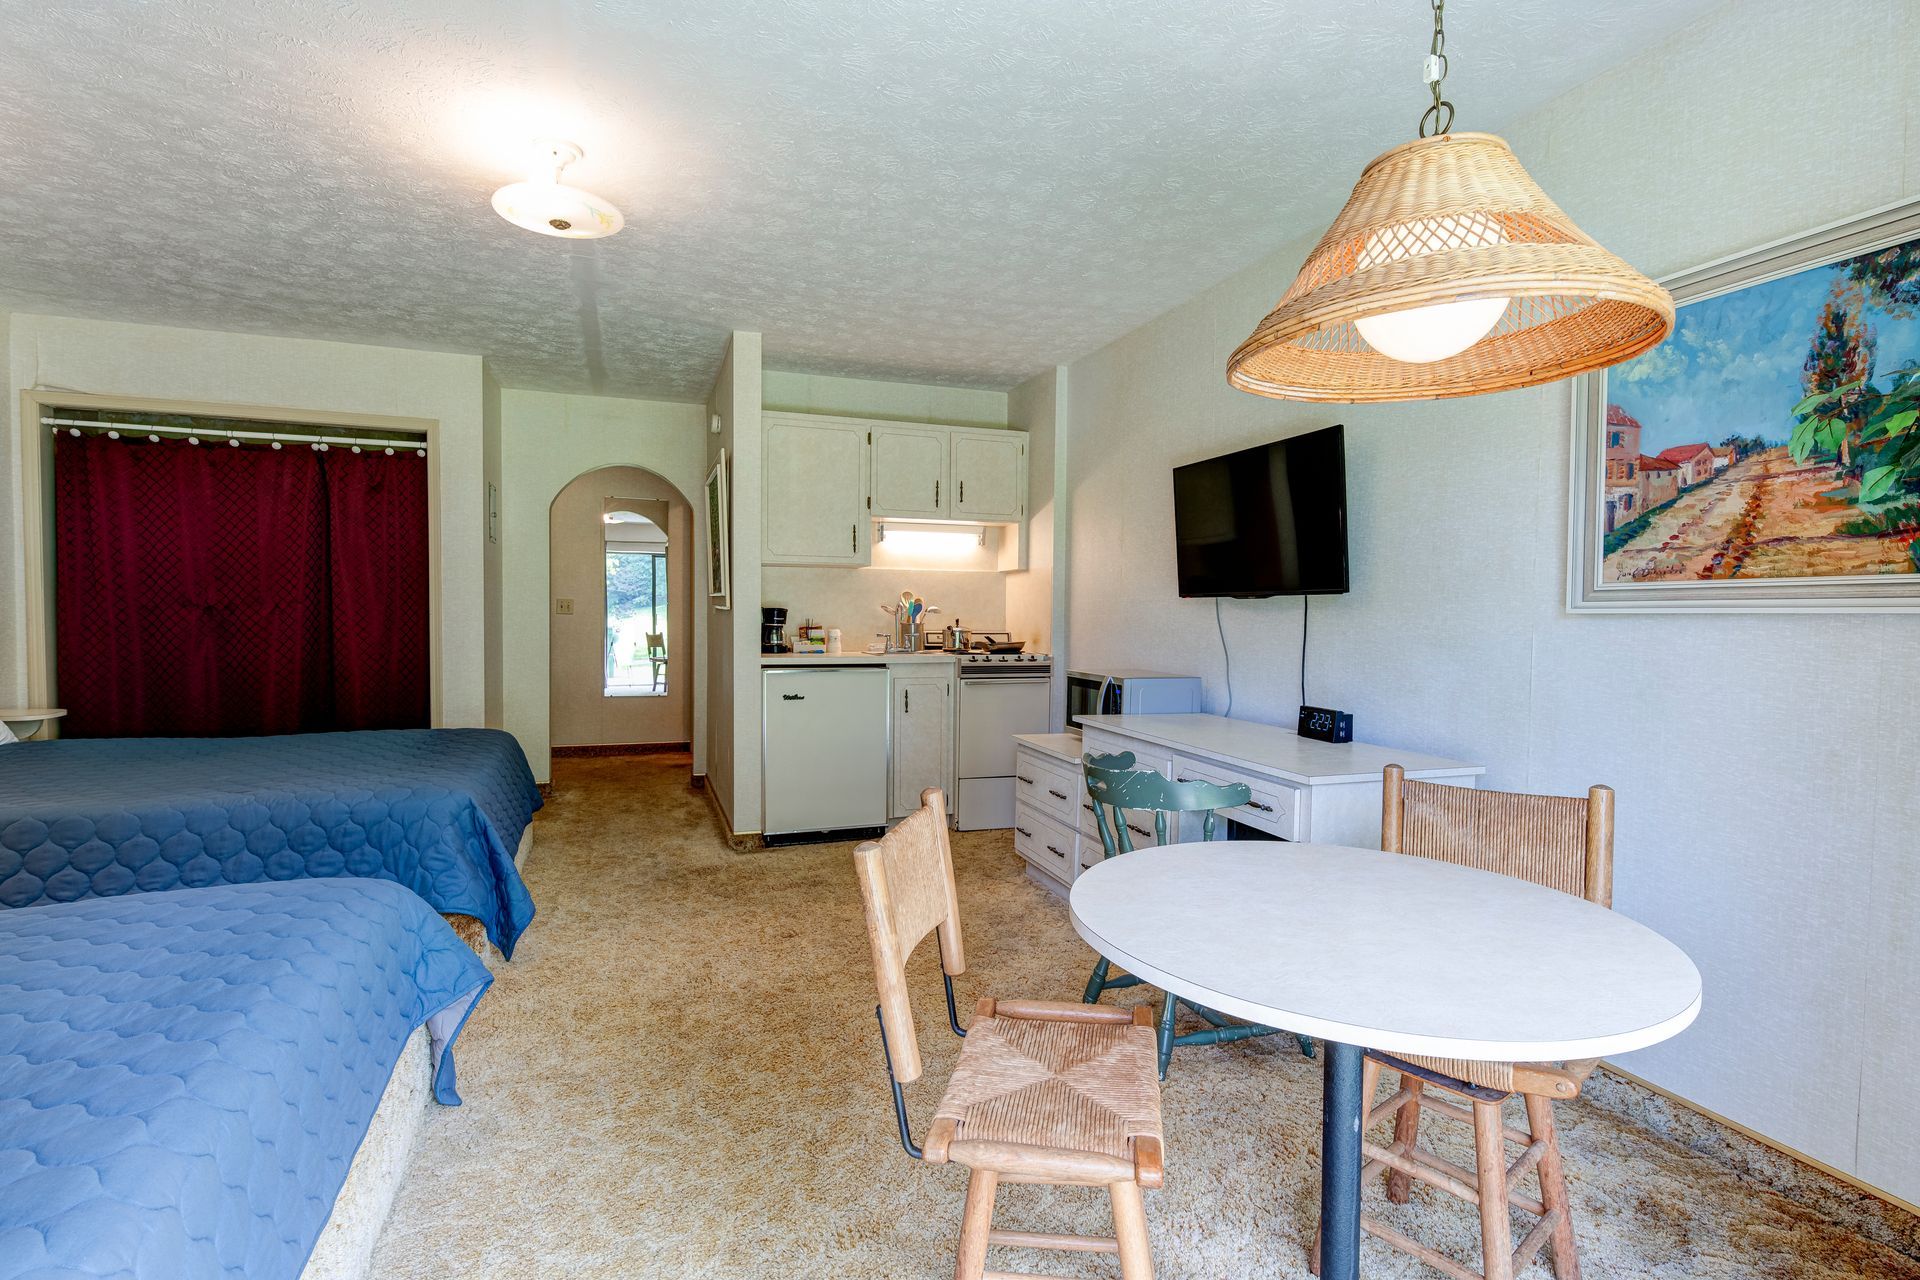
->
[1067,669,1202,724]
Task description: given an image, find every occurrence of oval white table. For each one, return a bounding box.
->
[1070,842,1702,1280]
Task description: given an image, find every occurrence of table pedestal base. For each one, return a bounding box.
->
[1319,1039,1364,1280]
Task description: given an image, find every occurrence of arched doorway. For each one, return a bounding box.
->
[548,465,694,755]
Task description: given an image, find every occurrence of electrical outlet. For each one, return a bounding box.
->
[555,598,574,615]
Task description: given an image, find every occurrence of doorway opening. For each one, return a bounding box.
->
[550,466,693,753]
[603,500,670,697]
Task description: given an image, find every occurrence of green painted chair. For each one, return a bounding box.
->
[1080,750,1314,1078]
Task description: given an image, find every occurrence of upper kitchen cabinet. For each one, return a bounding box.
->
[869,423,949,518]
[762,412,869,565]
[950,429,1025,522]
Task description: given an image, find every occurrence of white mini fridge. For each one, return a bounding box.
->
[762,666,891,842]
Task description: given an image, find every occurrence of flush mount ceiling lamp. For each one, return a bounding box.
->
[1227,0,1673,402]
[491,140,624,239]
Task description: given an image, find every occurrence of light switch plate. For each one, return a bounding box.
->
[555,598,574,615]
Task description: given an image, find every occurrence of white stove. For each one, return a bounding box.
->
[954,652,1053,830]
[956,651,1052,677]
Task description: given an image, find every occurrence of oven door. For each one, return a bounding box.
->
[1066,672,1117,724]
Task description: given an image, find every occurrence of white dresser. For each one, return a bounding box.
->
[1011,716,1484,897]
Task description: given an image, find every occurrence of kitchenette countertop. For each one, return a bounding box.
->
[760,651,958,666]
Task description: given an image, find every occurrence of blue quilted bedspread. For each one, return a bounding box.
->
[0,728,540,956]
[0,879,492,1280]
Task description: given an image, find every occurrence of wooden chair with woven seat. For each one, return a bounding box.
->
[1309,764,1614,1280]
[1080,750,1315,1077]
[854,786,1165,1280]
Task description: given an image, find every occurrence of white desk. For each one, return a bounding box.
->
[1075,713,1483,847]
[1070,843,1702,1280]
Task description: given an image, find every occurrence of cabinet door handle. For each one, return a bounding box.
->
[781,693,805,701]
[904,688,910,713]
[934,479,940,506]
[1015,826,1032,837]
[1246,799,1274,813]
[852,523,857,552]
[1048,788,1068,799]
[959,479,965,503]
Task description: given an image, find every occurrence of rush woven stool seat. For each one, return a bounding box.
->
[1310,764,1615,1280]
[855,787,1164,1280]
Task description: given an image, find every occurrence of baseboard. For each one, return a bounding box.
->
[700,780,760,852]
[1588,1063,1920,1258]
[551,741,692,758]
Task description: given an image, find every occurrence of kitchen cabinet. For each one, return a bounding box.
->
[951,429,1025,521]
[870,424,949,518]
[762,413,869,565]
[890,667,953,818]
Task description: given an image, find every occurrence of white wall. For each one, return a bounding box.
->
[1,313,488,724]
[497,388,707,783]
[548,471,692,748]
[482,368,504,727]
[706,333,764,834]
[1005,366,1068,723]
[762,369,1006,428]
[1056,0,1920,1200]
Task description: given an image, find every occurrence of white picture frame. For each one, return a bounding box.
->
[1569,197,1920,612]
[706,449,731,610]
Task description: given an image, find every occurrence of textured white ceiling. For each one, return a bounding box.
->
[0,1,1723,399]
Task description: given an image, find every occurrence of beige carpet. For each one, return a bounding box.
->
[371,754,1918,1279]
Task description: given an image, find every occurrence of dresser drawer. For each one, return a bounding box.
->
[1013,808,1077,885]
[1080,728,1172,777]
[1076,795,1162,853]
[1014,752,1081,827]
[1171,754,1302,840]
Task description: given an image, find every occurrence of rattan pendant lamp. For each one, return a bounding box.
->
[1227,1,1673,403]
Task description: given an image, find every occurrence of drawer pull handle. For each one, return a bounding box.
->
[1127,823,1151,838]
[1177,776,1200,784]
[1017,775,1035,785]
[1046,844,1066,857]
[1047,788,1068,799]
[1246,800,1275,813]
[1082,801,1094,812]
[1015,826,1033,837]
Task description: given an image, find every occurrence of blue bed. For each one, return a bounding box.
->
[0,878,492,1280]
[0,728,540,956]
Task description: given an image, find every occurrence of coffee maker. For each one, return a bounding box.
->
[760,606,790,654]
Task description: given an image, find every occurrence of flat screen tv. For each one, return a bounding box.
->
[1172,424,1348,598]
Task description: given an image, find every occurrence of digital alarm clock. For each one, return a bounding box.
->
[1297,705,1353,743]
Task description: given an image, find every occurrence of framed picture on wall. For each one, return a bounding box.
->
[706,448,731,609]
[1569,198,1920,611]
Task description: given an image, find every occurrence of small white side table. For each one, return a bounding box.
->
[0,708,66,740]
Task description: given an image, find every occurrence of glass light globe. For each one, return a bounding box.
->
[1352,214,1509,364]
[491,140,624,240]
[491,181,624,239]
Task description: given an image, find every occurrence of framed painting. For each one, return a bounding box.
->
[706,448,731,610]
[1569,199,1920,611]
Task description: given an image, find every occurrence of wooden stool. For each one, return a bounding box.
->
[1309,764,1614,1280]
[855,788,1164,1280]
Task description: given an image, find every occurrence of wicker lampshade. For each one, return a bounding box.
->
[1227,132,1674,402]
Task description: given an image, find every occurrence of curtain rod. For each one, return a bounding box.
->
[40,415,428,454]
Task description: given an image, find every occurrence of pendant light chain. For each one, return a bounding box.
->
[1419,0,1453,137]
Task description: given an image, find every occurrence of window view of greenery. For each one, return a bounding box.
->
[605,550,667,695]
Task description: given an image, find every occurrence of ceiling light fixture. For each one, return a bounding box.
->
[1227,0,1673,402]
[491,140,624,240]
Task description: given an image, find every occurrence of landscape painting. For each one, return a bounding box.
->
[1593,227,1920,596]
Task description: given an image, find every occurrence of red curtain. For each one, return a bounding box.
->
[54,432,429,737]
